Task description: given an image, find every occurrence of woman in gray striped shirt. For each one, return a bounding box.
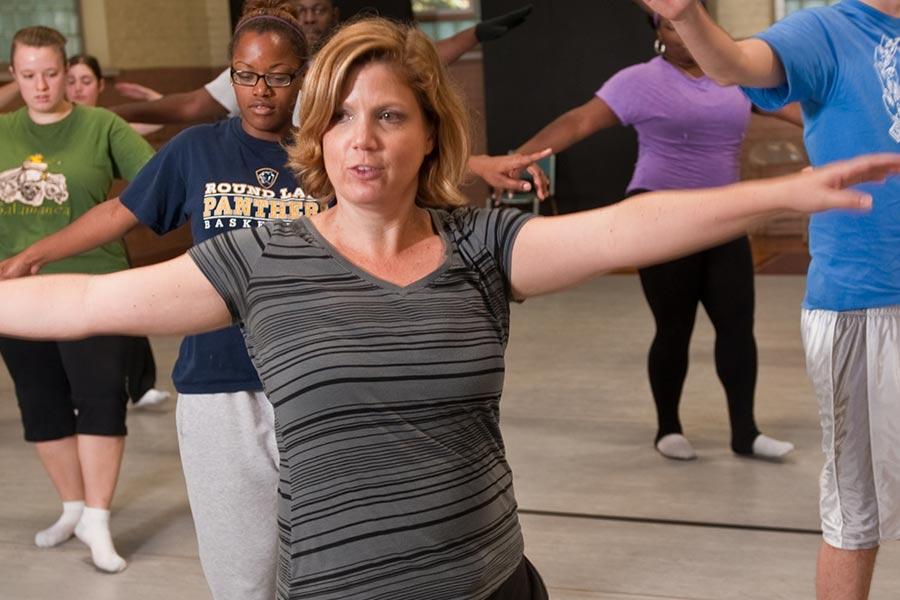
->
[0,17,894,600]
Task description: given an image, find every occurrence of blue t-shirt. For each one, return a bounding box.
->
[744,0,900,310]
[120,117,320,393]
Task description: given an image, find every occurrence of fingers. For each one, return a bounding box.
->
[504,148,551,170]
[114,82,157,100]
[495,4,533,27]
[492,173,534,193]
[818,153,900,188]
[525,164,549,200]
[475,4,534,42]
[821,189,873,211]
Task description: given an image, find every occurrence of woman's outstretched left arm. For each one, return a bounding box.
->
[0,253,231,340]
[510,153,899,299]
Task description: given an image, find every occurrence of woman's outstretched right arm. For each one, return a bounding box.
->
[0,253,231,340]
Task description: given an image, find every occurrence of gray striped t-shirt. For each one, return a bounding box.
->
[189,207,534,600]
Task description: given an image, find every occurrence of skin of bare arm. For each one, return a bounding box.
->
[0,81,20,110]
[509,153,899,298]
[3,155,895,342]
[0,254,230,340]
[111,87,228,124]
[484,97,619,201]
[757,102,804,127]
[517,97,621,156]
[641,0,786,87]
[435,27,478,65]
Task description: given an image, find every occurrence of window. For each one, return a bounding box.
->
[414,0,480,42]
[413,0,478,15]
[775,0,841,20]
[0,1,82,67]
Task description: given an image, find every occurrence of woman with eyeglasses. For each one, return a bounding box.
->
[0,2,317,598]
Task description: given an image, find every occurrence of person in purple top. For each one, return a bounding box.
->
[517,8,800,461]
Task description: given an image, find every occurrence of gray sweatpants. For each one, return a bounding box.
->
[176,391,279,600]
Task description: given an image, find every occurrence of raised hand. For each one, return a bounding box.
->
[475,5,533,43]
[113,81,163,102]
[641,0,702,22]
[779,153,900,213]
[468,148,551,201]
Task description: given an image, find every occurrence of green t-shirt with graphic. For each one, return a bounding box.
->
[0,104,154,274]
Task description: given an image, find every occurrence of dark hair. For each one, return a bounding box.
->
[229,0,308,63]
[10,26,67,65]
[67,54,103,80]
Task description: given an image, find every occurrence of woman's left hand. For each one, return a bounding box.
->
[468,148,551,202]
[776,152,900,213]
[114,81,163,102]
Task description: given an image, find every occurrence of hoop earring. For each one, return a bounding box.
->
[654,38,666,55]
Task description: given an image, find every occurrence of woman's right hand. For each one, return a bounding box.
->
[641,0,701,22]
[0,253,39,279]
[114,82,163,102]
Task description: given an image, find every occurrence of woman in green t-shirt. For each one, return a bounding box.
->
[0,26,154,574]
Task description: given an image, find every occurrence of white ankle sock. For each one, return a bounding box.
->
[656,433,697,460]
[752,434,795,459]
[35,500,84,548]
[132,388,171,409]
[75,507,127,573]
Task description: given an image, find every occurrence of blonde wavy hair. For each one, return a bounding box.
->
[287,17,470,208]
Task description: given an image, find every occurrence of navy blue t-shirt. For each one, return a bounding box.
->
[121,117,320,393]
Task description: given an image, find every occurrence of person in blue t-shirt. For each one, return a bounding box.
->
[643,0,900,597]
[0,2,318,599]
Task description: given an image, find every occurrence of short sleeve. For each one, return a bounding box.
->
[119,130,192,234]
[451,207,534,287]
[742,8,836,110]
[107,112,155,181]
[204,69,240,117]
[595,63,648,126]
[188,226,269,323]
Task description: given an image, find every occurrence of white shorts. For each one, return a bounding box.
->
[802,307,900,550]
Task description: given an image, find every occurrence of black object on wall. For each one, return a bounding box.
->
[334,0,415,22]
[482,1,655,212]
[229,0,243,31]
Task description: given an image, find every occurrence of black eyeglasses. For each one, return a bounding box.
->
[230,68,302,88]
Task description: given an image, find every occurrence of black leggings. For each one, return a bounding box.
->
[630,189,760,454]
[126,337,158,403]
[488,556,547,600]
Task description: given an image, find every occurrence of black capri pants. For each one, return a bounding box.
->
[0,335,131,442]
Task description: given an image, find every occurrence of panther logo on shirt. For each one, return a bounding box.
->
[256,168,279,189]
[0,155,69,207]
[875,35,900,142]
